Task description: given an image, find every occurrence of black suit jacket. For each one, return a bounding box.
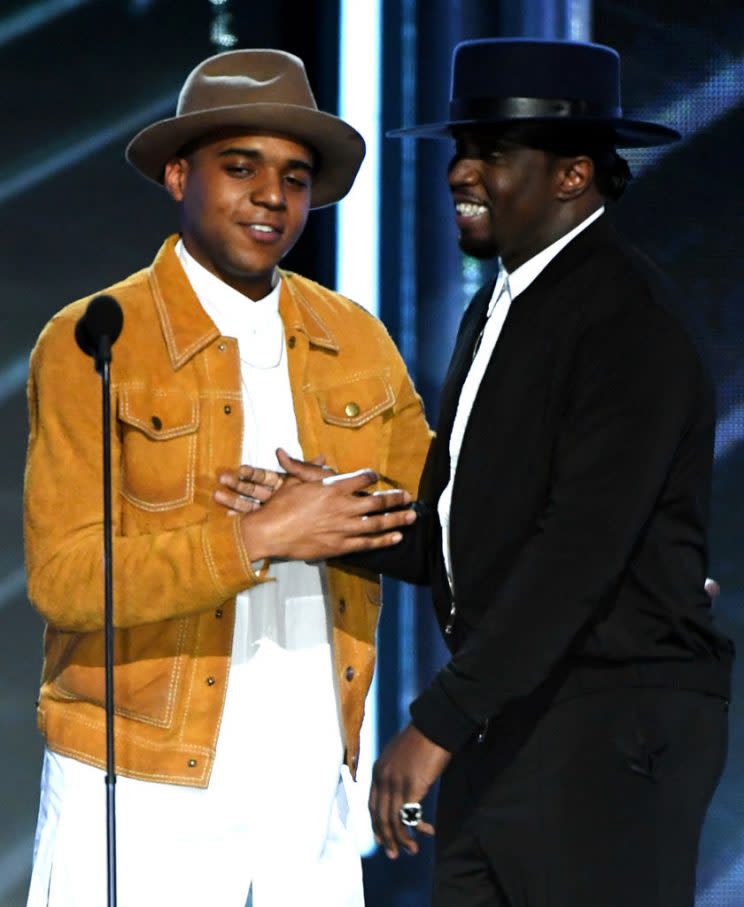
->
[361,215,733,752]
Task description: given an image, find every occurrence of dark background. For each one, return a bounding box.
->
[1,1,742,904]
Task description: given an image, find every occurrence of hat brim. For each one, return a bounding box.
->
[126,103,365,209]
[386,116,680,148]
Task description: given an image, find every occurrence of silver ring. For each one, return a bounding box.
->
[399,801,423,828]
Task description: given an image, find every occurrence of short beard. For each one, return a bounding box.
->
[457,233,499,261]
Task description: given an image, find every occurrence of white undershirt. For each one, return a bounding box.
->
[174,239,346,793]
[438,207,605,594]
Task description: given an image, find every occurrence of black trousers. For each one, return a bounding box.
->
[433,687,728,907]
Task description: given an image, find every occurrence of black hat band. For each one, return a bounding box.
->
[449,96,623,123]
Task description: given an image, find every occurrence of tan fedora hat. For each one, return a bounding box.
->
[126,49,365,209]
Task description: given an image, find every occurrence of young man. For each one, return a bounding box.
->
[24,49,431,906]
[254,38,733,906]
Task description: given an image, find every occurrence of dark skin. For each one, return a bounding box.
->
[164,128,314,300]
[449,127,604,269]
[164,130,417,560]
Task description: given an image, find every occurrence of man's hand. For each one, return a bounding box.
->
[233,470,415,563]
[369,724,451,859]
[214,451,329,514]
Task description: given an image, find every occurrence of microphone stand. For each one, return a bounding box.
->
[95,335,118,907]
[75,294,123,907]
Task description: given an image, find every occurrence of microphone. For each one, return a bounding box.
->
[75,295,124,371]
[72,291,124,903]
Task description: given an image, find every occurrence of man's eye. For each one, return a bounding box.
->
[226,165,252,176]
[286,174,310,188]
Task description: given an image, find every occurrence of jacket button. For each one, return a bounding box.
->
[187,759,198,768]
[351,752,359,770]
[338,598,346,614]
[345,666,355,682]
[150,415,162,430]
[218,342,227,352]
[224,405,232,415]
[206,676,216,686]
[344,402,360,418]
[215,609,223,618]
[288,335,297,349]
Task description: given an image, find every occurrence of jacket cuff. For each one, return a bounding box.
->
[201,515,272,598]
[409,674,480,753]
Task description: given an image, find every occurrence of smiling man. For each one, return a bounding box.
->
[23,50,430,906]
[338,38,733,906]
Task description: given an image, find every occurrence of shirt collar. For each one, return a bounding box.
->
[175,238,281,337]
[502,206,605,302]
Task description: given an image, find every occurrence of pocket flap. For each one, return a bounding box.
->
[317,375,395,428]
[119,386,199,439]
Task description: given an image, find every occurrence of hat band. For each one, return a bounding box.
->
[449,96,623,122]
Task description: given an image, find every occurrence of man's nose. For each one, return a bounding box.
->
[448,155,480,188]
[251,170,285,208]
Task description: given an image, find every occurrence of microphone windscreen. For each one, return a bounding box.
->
[75,295,124,356]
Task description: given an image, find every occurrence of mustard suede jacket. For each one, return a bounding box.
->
[24,236,432,787]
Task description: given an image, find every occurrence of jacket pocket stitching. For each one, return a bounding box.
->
[50,618,190,728]
[316,376,395,428]
[120,388,199,439]
[121,431,197,511]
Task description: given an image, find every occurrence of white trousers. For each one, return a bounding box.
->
[27,625,364,907]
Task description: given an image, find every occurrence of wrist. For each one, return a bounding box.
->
[239,509,274,561]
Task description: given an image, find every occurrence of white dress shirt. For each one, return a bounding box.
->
[438,207,605,599]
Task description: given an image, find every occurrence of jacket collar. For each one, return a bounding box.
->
[148,236,339,369]
[278,270,339,352]
[148,236,220,370]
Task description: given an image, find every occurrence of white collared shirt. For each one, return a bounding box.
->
[438,207,605,595]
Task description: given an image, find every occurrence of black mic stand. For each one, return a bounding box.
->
[75,295,123,907]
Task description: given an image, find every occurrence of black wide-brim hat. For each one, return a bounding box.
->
[127,49,365,209]
[389,38,680,148]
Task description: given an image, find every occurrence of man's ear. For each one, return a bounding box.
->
[163,157,189,202]
[555,155,594,201]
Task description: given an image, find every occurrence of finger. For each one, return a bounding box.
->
[352,509,417,536]
[309,454,327,467]
[416,820,436,837]
[218,467,283,493]
[234,480,275,503]
[393,786,418,856]
[336,531,406,554]
[213,488,262,513]
[354,489,413,515]
[322,468,379,494]
[277,447,334,482]
[238,466,285,491]
[375,778,400,859]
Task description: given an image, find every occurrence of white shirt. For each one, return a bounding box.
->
[438,207,605,597]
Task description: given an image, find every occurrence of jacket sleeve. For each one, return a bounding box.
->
[337,326,434,584]
[24,316,268,634]
[410,296,711,751]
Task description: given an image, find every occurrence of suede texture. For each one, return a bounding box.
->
[24,235,432,787]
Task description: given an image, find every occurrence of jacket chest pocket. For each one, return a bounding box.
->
[314,374,396,474]
[118,386,200,511]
